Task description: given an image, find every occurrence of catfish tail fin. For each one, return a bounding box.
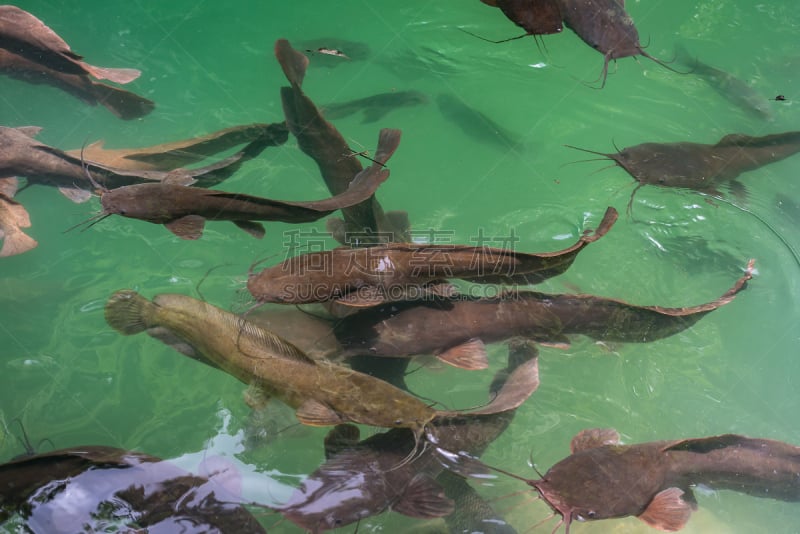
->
[105,290,157,335]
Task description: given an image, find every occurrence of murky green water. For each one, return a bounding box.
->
[2,1,800,532]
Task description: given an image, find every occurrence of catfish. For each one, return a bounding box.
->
[0,6,140,84]
[568,131,800,211]
[0,126,270,203]
[104,290,448,443]
[0,49,153,120]
[674,44,772,120]
[276,38,410,245]
[436,93,523,150]
[0,445,265,533]
[81,137,393,240]
[487,428,800,532]
[334,260,754,370]
[0,178,36,257]
[322,90,428,123]
[247,206,618,308]
[66,122,287,171]
[277,340,538,532]
[557,0,678,87]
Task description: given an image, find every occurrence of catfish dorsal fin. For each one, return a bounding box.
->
[295,399,345,426]
[638,487,693,532]
[570,428,620,453]
[661,434,746,454]
[237,319,316,364]
[716,133,754,147]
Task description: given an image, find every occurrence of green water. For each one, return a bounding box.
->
[2,1,800,532]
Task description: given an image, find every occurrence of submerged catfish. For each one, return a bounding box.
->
[0,178,36,257]
[322,90,428,123]
[334,260,753,370]
[248,207,618,308]
[675,45,772,120]
[83,140,392,240]
[436,93,522,150]
[0,49,153,120]
[104,290,445,441]
[276,38,410,244]
[490,428,800,532]
[569,131,800,211]
[0,445,265,533]
[0,6,140,84]
[557,0,677,87]
[277,340,538,532]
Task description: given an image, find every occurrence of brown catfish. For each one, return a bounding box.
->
[247,206,618,308]
[556,0,677,87]
[66,122,287,171]
[569,131,800,211]
[0,49,153,120]
[491,428,800,532]
[0,6,139,84]
[277,340,538,532]
[0,445,265,533]
[83,143,391,240]
[0,177,36,257]
[104,290,443,442]
[275,38,410,245]
[0,126,267,203]
[334,260,754,370]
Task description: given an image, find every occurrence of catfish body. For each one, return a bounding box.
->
[275,39,409,244]
[0,178,36,257]
[280,341,538,532]
[104,290,437,435]
[98,155,390,240]
[247,207,617,306]
[592,131,800,197]
[0,445,265,533]
[525,428,800,532]
[0,49,153,119]
[323,90,428,123]
[334,263,752,369]
[0,6,139,84]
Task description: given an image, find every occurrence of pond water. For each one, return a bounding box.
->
[1,1,800,532]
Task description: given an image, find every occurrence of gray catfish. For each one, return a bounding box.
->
[0,445,265,533]
[569,131,800,211]
[277,340,538,532]
[83,138,392,240]
[247,207,618,311]
[0,49,153,120]
[489,428,800,532]
[0,6,140,83]
[334,260,754,369]
[322,90,428,123]
[436,93,522,150]
[675,44,772,120]
[276,38,410,245]
[556,0,678,87]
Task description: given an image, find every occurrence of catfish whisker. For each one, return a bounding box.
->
[63,211,111,233]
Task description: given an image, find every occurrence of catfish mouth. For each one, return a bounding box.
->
[529,480,574,533]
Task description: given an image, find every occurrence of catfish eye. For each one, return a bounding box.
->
[587,510,596,518]
[394,419,403,425]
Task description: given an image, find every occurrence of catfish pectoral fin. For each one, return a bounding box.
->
[295,399,346,426]
[164,215,206,240]
[105,289,157,335]
[637,487,693,532]
[233,220,266,239]
[58,185,93,203]
[436,338,489,370]
[392,473,455,519]
[728,180,748,203]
